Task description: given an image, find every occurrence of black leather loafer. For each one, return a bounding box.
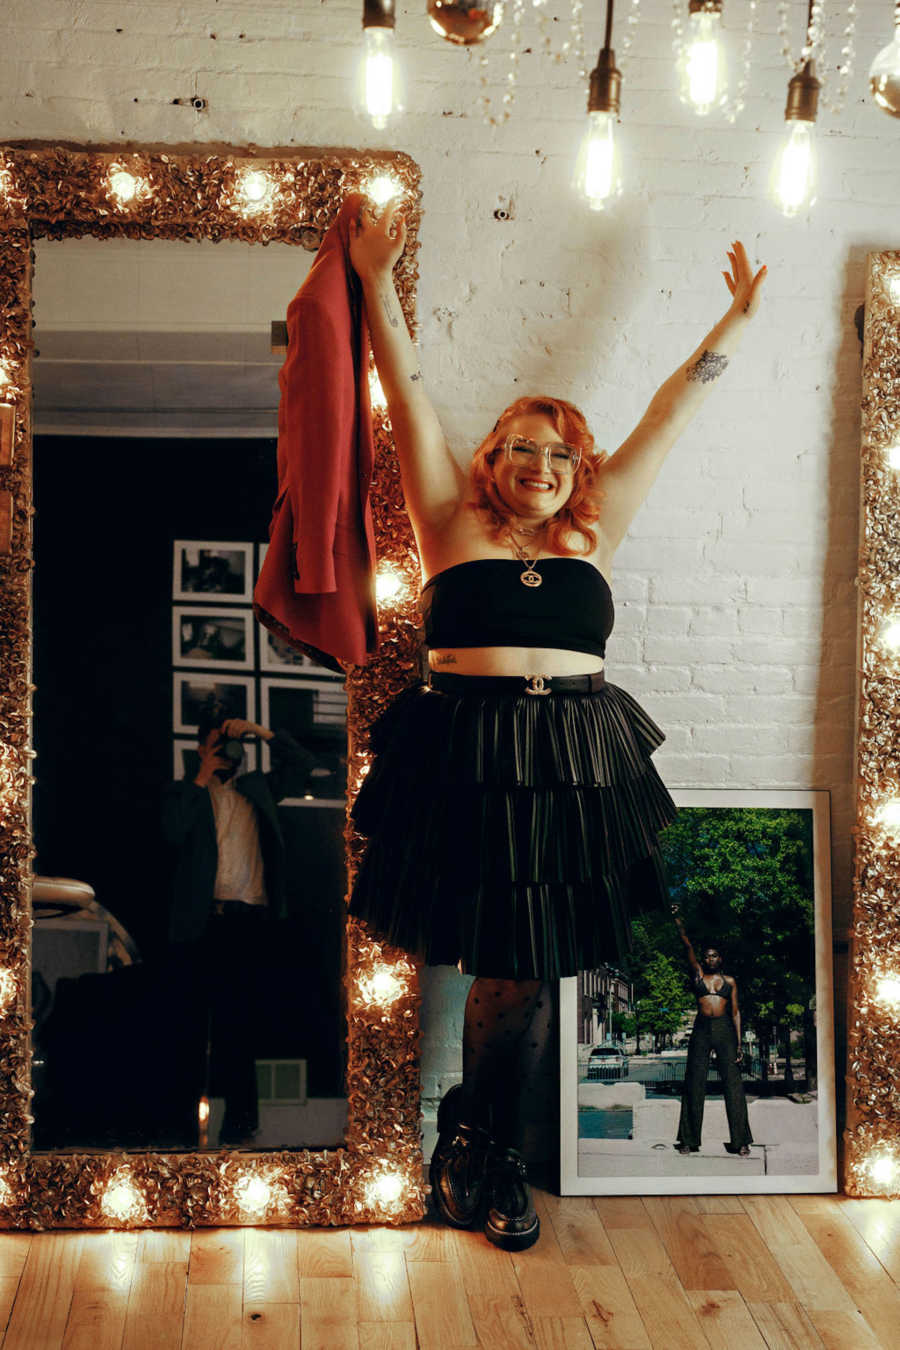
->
[483,1147,540,1251]
[429,1117,494,1229]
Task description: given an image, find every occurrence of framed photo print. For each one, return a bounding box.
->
[258,624,344,677]
[173,674,256,736]
[173,607,254,670]
[173,737,257,782]
[560,790,836,1195]
[260,677,348,807]
[173,541,254,603]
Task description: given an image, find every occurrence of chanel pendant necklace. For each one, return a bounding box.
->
[508,528,543,588]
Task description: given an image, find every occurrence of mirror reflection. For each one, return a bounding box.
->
[31,237,348,1151]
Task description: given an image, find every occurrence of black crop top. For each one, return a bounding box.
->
[421,558,614,658]
[694,972,733,1002]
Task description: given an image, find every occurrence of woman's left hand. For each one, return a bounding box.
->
[722,239,767,319]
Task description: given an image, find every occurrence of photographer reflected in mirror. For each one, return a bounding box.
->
[162,699,313,1146]
[671,904,753,1158]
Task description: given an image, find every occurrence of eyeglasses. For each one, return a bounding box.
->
[503,434,581,474]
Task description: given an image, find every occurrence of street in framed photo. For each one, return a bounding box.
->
[560,790,836,1195]
[173,541,254,603]
[172,737,257,782]
[259,677,347,807]
[173,607,254,670]
[173,674,256,736]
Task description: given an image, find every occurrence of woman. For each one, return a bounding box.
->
[671,905,752,1157]
[348,202,766,1249]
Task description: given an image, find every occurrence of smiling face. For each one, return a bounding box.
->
[489,412,578,526]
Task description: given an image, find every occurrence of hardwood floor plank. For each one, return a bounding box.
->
[0,1275,20,1334]
[135,1230,190,1262]
[619,1274,711,1350]
[837,1197,900,1283]
[570,1264,651,1349]
[790,1200,900,1350]
[239,1300,301,1349]
[3,1232,83,1350]
[591,1200,652,1231]
[73,1231,138,1291]
[696,1198,746,1214]
[532,1317,594,1349]
[0,1236,30,1281]
[300,1276,359,1350]
[188,1229,244,1286]
[243,1228,298,1305]
[510,1216,584,1320]
[443,1227,521,1298]
[358,1324,417,1350]
[61,1288,130,1350]
[121,1312,185,1350]
[745,1301,824,1350]
[467,1292,536,1348]
[351,1227,421,1254]
[606,1229,673,1281]
[741,1198,857,1312]
[644,1197,737,1291]
[714,1215,795,1304]
[406,1259,478,1348]
[354,1250,413,1323]
[182,1284,243,1350]
[801,1307,883,1350]
[297,1229,354,1278]
[686,1291,768,1350]
[537,1194,618,1266]
[125,1260,189,1318]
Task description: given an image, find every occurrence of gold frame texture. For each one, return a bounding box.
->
[845,250,900,1196]
[0,142,426,1230]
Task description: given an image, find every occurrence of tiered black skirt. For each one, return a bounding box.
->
[348,674,677,980]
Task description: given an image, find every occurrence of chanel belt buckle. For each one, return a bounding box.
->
[525,673,551,696]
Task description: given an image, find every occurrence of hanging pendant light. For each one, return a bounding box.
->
[354,0,406,129]
[427,0,504,45]
[678,0,728,115]
[869,2,900,117]
[771,0,821,218]
[574,0,623,211]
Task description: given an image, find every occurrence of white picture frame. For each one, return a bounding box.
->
[560,789,836,1196]
[259,677,347,808]
[173,540,254,603]
[173,737,258,781]
[173,674,256,736]
[173,606,255,671]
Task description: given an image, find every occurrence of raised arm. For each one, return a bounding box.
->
[350,200,465,536]
[594,240,767,556]
[671,904,702,980]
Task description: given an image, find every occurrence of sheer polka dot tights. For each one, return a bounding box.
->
[460,977,552,1147]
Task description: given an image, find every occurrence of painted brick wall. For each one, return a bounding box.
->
[3,0,894,1115]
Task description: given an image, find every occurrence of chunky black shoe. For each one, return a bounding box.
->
[429,1118,494,1229]
[483,1147,540,1251]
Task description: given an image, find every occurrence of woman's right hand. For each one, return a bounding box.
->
[349,198,406,282]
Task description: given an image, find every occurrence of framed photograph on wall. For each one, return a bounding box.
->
[173,606,255,670]
[258,624,344,677]
[173,541,254,603]
[173,674,256,736]
[560,790,836,1195]
[172,737,257,782]
[260,677,347,807]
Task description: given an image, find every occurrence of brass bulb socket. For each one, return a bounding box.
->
[688,0,723,13]
[363,0,395,30]
[588,48,622,116]
[785,59,821,122]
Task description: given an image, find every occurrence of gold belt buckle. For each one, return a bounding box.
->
[525,673,551,696]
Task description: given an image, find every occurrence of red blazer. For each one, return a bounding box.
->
[254,192,377,672]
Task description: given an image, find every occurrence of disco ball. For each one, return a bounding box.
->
[426,0,504,46]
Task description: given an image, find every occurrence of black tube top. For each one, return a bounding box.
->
[421,558,614,658]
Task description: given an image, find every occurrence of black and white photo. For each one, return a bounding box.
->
[260,677,348,806]
[173,541,254,603]
[173,674,256,736]
[173,607,254,670]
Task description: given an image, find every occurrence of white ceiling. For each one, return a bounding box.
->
[33,236,312,437]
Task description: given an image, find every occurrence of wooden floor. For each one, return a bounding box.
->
[1,1191,899,1348]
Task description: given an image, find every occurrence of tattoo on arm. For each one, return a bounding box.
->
[685,349,729,384]
[433,653,457,665]
[378,288,399,329]
[410,370,422,382]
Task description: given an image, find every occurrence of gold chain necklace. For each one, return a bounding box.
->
[507,529,543,588]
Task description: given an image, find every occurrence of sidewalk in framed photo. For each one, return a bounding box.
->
[173,606,255,670]
[173,673,256,736]
[173,540,254,603]
[259,676,347,808]
[559,790,837,1195]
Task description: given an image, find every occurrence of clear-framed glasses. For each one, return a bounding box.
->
[503,434,581,475]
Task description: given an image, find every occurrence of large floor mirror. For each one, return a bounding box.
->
[0,144,425,1228]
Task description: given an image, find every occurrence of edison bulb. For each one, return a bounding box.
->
[573,111,622,212]
[679,8,728,115]
[771,120,817,218]
[108,170,139,204]
[355,28,405,129]
[427,0,503,45]
[869,25,900,118]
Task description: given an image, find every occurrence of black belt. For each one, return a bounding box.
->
[212,900,267,917]
[428,670,606,696]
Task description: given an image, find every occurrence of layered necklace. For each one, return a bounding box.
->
[506,521,546,588]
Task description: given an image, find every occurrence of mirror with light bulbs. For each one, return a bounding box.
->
[0,143,426,1230]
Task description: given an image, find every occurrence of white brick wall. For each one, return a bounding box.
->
[3,0,888,948]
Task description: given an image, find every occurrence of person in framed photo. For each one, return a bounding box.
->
[671,904,753,1158]
[345,200,766,1248]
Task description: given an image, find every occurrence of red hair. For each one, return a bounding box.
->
[468,395,607,557]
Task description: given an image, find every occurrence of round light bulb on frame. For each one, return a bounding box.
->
[233,1173,272,1216]
[364,173,401,208]
[375,565,405,604]
[363,1168,407,1210]
[368,366,387,410]
[100,1173,144,1222]
[875,976,900,1008]
[0,1172,13,1208]
[873,797,900,832]
[888,444,900,470]
[879,617,900,655]
[358,964,405,1005]
[889,274,900,304]
[0,967,16,1015]
[868,1153,898,1186]
[107,170,139,204]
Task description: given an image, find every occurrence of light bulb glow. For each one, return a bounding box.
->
[875,976,900,1008]
[359,29,401,130]
[873,797,900,832]
[888,443,900,470]
[0,365,11,389]
[198,1096,210,1125]
[357,964,405,1006]
[107,170,139,204]
[879,617,900,654]
[362,1168,408,1212]
[0,1171,13,1207]
[772,120,817,218]
[573,111,621,212]
[889,275,900,304]
[100,1172,145,1223]
[234,170,274,215]
[365,173,402,207]
[369,367,387,410]
[0,967,16,1014]
[680,11,728,115]
[867,1153,899,1186]
[375,565,405,604]
[232,1173,272,1215]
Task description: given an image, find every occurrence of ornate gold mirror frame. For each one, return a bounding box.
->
[845,249,900,1196]
[0,142,426,1229]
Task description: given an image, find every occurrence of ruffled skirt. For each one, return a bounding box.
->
[348,676,677,980]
